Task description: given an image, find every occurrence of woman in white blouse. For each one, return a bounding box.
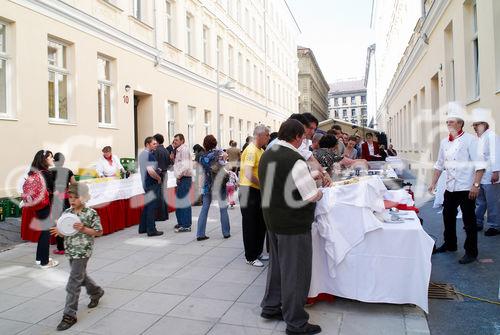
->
[95,146,125,177]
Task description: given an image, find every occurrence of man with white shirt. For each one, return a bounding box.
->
[95,146,125,178]
[173,134,193,233]
[258,119,323,335]
[428,111,485,264]
[472,109,500,236]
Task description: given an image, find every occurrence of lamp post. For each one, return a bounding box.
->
[216,52,235,146]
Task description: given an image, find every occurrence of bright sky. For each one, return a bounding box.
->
[287,0,373,84]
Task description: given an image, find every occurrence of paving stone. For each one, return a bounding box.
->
[0,298,64,323]
[142,316,213,335]
[119,292,185,315]
[84,310,160,335]
[0,317,32,335]
[167,297,233,322]
[191,280,249,301]
[220,302,278,330]
[148,278,205,296]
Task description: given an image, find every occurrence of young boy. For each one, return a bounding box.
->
[50,183,104,331]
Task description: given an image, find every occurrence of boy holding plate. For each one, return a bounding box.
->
[50,182,104,331]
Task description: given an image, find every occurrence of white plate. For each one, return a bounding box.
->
[57,213,80,236]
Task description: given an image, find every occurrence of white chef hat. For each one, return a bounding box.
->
[471,108,493,125]
[445,102,466,121]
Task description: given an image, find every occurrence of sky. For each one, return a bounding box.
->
[287,0,373,84]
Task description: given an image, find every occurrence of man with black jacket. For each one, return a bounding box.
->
[258,119,323,335]
[153,134,171,221]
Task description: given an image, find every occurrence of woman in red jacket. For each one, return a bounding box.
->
[361,133,383,161]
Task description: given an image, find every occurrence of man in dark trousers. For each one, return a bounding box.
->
[258,119,323,335]
[153,133,171,221]
[138,137,164,236]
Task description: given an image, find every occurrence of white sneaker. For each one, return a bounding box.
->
[259,254,270,261]
[35,260,41,265]
[246,259,264,267]
[40,258,59,269]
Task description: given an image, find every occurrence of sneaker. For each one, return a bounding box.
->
[40,258,59,269]
[246,259,264,267]
[57,314,77,331]
[197,236,209,241]
[88,289,105,308]
[223,234,231,239]
[35,260,41,265]
[53,250,65,255]
[174,227,192,233]
[259,254,270,261]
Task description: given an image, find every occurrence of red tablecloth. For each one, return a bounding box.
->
[21,187,193,242]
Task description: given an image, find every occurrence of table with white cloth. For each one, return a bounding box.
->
[309,177,434,313]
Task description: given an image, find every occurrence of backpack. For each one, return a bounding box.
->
[22,171,50,210]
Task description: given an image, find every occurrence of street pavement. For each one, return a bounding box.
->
[0,201,429,335]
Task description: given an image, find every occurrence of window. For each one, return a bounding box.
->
[167,101,177,143]
[342,109,347,118]
[334,110,339,118]
[48,39,69,121]
[342,97,347,105]
[203,25,209,64]
[351,96,356,105]
[204,110,211,136]
[237,0,242,24]
[187,106,196,148]
[252,17,257,40]
[97,56,113,125]
[246,59,251,87]
[186,13,193,56]
[133,0,147,22]
[165,0,173,43]
[0,22,8,116]
[244,8,250,32]
[259,69,264,95]
[238,119,243,147]
[253,65,258,91]
[217,36,223,69]
[465,0,480,98]
[229,116,235,141]
[228,44,234,77]
[444,21,456,102]
[361,95,366,104]
[247,120,251,137]
[471,1,479,98]
[334,98,338,106]
[238,52,243,82]
[351,109,357,117]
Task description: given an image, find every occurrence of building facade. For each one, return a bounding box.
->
[0,0,300,197]
[328,79,368,127]
[375,0,500,168]
[297,46,329,121]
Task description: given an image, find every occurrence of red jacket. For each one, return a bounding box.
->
[361,141,380,161]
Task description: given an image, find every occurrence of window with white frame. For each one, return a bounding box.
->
[228,44,234,77]
[204,110,211,135]
[48,39,69,121]
[471,1,480,98]
[217,36,223,69]
[229,116,235,141]
[203,25,209,64]
[259,69,264,95]
[187,106,196,147]
[252,17,256,40]
[238,119,243,147]
[238,52,243,83]
[220,113,225,144]
[247,121,251,137]
[166,101,177,143]
[133,0,146,22]
[97,56,114,125]
[351,96,356,105]
[0,22,8,116]
[237,0,242,24]
[246,59,250,87]
[165,0,173,44]
[244,8,250,32]
[253,65,257,91]
[186,13,193,56]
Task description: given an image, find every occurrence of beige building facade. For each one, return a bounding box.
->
[297,46,329,121]
[377,0,500,168]
[0,0,300,198]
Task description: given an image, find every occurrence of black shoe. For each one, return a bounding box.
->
[197,236,209,241]
[88,289,104,308]
[223,234,231,239]
[174,224,180,229]
[432,244,457,254]
[147,231,164,237]
[261,310,283,321]
[286,323,322,335]
[485,228,500,236]
[57,314,77,331]
[138,230,146,234]
[458,254,477,264]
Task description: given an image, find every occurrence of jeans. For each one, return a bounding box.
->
[475,183,500,229]
[443,190,478,257]
[196,191,230,238]
[64,258,102,317]
[139,183,160,234]
[175,177,193,228]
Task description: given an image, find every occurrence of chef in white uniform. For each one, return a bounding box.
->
[95,146,125,178]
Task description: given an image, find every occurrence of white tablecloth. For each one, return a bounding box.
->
[310,179,434,313]
[85,172,177,207]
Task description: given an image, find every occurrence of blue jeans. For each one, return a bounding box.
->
[139,183,160,234]
[175,177,193,228]
[476,183,500,229]
[196,191,230,238]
